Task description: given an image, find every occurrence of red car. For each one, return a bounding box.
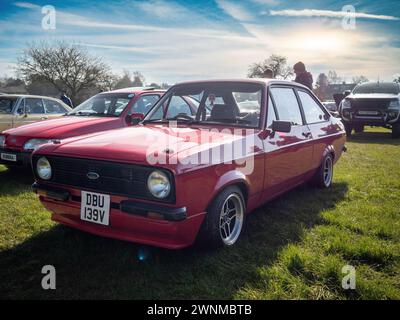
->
[32,79,346,249]
[0,87,165,167]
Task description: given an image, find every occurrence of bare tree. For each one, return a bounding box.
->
[248,54,293,79]
[314,73,329,101]
[352,75,369,84]
[328,70,342,84]
[132,71,145,87]
[114,69,133,89]
[17,41,113,103]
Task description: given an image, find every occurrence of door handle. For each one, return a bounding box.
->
[302,131,312,138]
[41,117,48,120]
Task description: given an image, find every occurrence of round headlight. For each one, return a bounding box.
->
[36,157,52,180]
[147,170,171,199]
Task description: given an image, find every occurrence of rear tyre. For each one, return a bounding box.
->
[311,153,334,189]
[196,186,245,249]
[344,123,352,137]
[392,123,400,139]
[354,124,364,133]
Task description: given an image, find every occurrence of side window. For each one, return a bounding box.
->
[266,95,277,128]
[166,96,193,118]
[270,88,303,125]
[130,95,160,114]
[298,91,326,124]
[43,99,68,114]
[24,98,45,114]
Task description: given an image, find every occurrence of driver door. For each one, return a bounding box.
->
[13,98,48,128]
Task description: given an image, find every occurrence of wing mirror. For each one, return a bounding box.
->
[271,120,292,133]
[126,112,145,125]
[343,90,351,97]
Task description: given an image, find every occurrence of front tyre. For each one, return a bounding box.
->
[392,123,400,138]
[311,153,334,189]
[196,186,245,249]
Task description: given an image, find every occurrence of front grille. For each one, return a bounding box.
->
[349,98,391,111]
[32,156,175,203]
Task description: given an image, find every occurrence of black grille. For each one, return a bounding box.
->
[349,98,391,111]
[32,156,175,203]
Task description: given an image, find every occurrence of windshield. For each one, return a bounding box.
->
[0,97,17,114]
[145,82,263,128]
[353,83,400,95]
[69,93,133,117]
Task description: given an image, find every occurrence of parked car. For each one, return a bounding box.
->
[335,82,400,138]
[0,88,167,167]
[322,100,340,118]
[0,94,72,133]
[32,79,346,249]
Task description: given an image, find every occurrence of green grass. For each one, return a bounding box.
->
[0,127,399,299]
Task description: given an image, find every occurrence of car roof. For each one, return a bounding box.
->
[0,94,63,100]
[173,78,309,90]
[103,87,166,94]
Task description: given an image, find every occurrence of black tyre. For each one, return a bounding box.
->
[311,153,334,189]
[196,186,245,249]
[344,123,352,137]
[354,124,364,133]
[392,123,400,138]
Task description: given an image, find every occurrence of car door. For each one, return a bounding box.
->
[13,97,47,128]
[43,99,70,120]
[0,97,18,132]
[296,89,333,171]
[262,86,314,200]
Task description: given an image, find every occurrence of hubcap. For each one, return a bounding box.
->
[219,193,244,246]
[323,156,333,187]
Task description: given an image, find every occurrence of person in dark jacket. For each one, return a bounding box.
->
[293,62,313,90]
[60,92,73,108]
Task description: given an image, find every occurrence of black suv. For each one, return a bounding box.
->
[335,82,400,138]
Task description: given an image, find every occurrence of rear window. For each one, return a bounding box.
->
[353,83,399,95]
[0,97,17,114]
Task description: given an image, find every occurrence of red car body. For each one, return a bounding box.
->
[32,80,346,249]
[0,88,165,167]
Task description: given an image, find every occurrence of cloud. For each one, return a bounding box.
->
[268,9,400,21]
[13,2,39,9]
[132,0,189,19]
[216,0,254,21]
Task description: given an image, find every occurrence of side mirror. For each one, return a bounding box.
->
[126,112,145,125]
[343,90,351,97]
[271,120,292,133]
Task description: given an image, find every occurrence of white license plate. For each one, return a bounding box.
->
[358,111,379,115]
[80,191,110,226]
[0,153,17,162]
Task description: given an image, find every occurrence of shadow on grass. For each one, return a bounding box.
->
[0,182,348,300]
[348,130,400,146]
[0,166,35,195]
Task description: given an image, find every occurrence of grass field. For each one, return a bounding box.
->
[0,127,399,299]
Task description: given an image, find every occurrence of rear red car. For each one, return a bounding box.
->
[0,87,165,167]
[32,79,346,249]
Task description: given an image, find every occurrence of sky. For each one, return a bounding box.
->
[0,0,399,84]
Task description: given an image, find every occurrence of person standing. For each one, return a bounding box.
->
[293,62,313,90]
[60,91,73,108]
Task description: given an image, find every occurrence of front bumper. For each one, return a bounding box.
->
[0,149,31,167]
[33,183,205,249]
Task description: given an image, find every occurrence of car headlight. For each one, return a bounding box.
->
[0,135,5,148]
[341,99,351,109]
[23,139,52,151]
[36,157,52,180]
[389,100,400,110]
[147,170,171,199]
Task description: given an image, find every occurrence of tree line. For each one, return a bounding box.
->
[1,41,399,105]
